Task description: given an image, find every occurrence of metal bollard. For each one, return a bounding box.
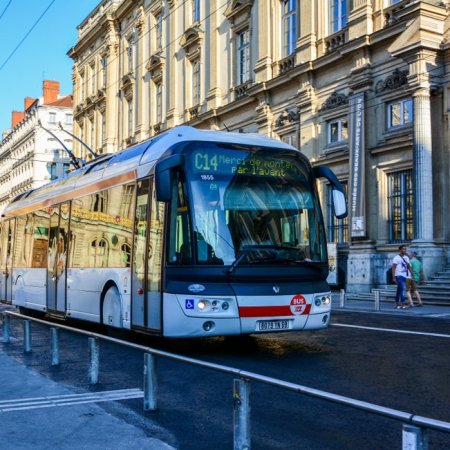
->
[23,320,32,353]
[2,314,10,343]
[88,337,99,385]
[143,353,157,411]
[50,327,60,366]
[340,289,345,308]
[402,424,428,450]
[374,290,380,312]
[233,378,251,450]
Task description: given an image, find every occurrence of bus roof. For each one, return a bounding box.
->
[2,126,298,218]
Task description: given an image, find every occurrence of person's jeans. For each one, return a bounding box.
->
[395,276,407,304]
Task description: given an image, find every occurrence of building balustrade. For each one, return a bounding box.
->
[325,29,348,53]
[234,81,251,100]
[278,55,295,74]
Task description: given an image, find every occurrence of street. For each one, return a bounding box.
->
[1,308,450,449]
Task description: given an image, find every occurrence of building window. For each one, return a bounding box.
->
[48,163,57,180]
[126,39,134,74]
[330,0,348,34]
[90,118,95,149]
[192,60,201,106]
[90,63,96,95]
[328,182,348,244]
[101,56,108,87]
[192,0,200,23]
[388,171,413,243]
[155,81,162,123]
[281,132,298,149]
[79,72,85,101]
[48,112,56,124]
[327,118,348,144]
[127,99,133,138]
[155,13,163,49]
[387,98,412,129]
[101,112,106,145]
[63,163,70,175]
[237,30,250,85]
[282,0,297,57]
[65,114,73,125]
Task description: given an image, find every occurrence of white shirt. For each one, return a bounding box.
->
[392,254,410,278]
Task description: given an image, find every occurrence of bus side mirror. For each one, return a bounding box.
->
[155,154,185,202]
[313,165,348,219]
[331,189,347,219]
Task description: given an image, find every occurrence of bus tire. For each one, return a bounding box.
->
[102,285,122,328]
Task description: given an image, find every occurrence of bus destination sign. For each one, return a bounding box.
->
[191,149,299,178]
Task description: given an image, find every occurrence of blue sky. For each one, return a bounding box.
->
[0,0,100,133]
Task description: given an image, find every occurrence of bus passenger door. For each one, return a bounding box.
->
[47,203,69,314]
[131,178,163,333]
[1,220,15,303]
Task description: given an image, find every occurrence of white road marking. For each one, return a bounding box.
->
[0,388,143,412]
[331,323,450,339]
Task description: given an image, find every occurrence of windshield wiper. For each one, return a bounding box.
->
[226,244,321,273]
[226,245,269,273]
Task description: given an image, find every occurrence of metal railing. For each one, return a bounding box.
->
[339,289,382,311]
[2,310,450,449]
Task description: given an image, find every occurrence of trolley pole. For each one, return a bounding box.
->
[143,353,157,411]
[88,337,99,384]
[233,378,251,450]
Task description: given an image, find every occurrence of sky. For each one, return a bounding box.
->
[0,0,100,133]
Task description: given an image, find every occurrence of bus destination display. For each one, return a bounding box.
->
[191,149,299,178]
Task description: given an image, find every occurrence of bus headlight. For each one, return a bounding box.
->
[198,300,210,311]
[314,298,322,307]
[222,301,229,310]
[322,296,331,305]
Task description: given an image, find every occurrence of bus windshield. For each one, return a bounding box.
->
[169,143,327,267]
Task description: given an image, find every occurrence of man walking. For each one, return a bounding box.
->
[409,251,425,306]
[392,245,411,309]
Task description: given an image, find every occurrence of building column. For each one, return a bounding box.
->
[412,88,433,242]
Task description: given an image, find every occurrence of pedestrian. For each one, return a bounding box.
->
[391,245,411,309]
[409,251,425,306]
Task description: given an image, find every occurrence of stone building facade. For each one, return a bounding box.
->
[68,0,450,291]
[0,80,74,215]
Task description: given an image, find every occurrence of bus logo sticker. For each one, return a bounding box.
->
[185,299,195,310]
[290,294,307,315]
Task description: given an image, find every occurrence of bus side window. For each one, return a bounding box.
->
[168,179,193,265]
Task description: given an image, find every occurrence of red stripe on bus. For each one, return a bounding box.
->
[239,304,311,317]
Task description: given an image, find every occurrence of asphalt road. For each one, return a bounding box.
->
[2,310,450,450]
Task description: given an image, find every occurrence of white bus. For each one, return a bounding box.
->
[0,126,346,337]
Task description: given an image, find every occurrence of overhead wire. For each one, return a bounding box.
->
[0,0,57,72]
[0,0,13,22]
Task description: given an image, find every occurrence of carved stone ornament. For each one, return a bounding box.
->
[180,26,203,59]
[275,109,300,128]
[224,0,254,25]
[375,69,408,94]
[146,54,165,77]
[319,92,348,112]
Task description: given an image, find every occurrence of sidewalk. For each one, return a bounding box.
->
[331,291,450,319]
[0,306,175,450]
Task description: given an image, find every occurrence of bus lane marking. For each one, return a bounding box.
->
[331,323,450,339]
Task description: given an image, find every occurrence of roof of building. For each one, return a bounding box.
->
[45,95,73,108]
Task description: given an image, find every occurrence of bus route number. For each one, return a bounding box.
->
[195,153,219,172]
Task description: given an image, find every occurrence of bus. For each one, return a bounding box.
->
[0,126,346,337]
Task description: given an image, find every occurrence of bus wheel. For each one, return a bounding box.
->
[102,285,122,328]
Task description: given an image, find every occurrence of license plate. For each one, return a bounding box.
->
[257,320,290,331]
